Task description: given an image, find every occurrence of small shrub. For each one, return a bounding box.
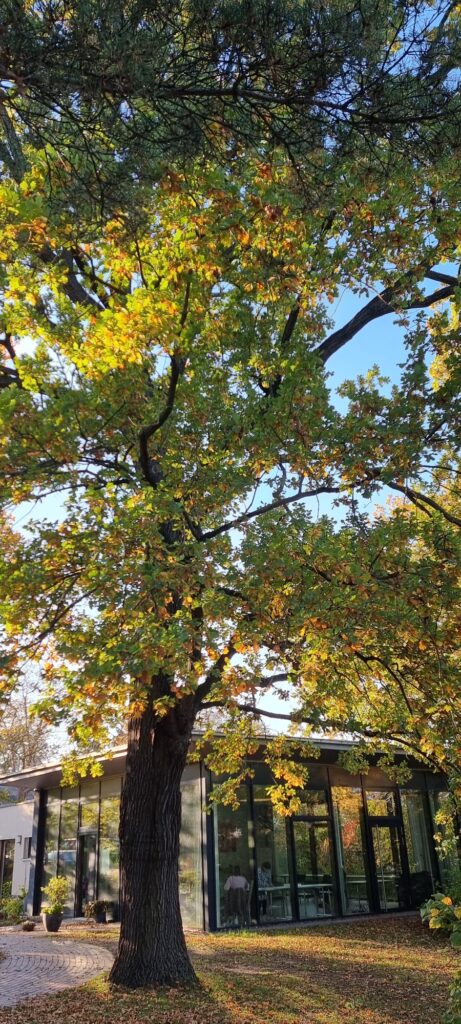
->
[421,892,461,937]
[447,873,461,906]
[84,900,107,920]
[443,969,461,1024]
[0,887,27,924]
[41,876,69,915]
[422,889,461,1022]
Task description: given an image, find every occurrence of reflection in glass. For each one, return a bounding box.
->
[214,787,253,928]
[293,821,333,918]
[58,787,79,915]
[400,791,435,906]
[42,790,60,890]
[254,786,292,922]
[298,791,329,817]
[1,839,15,889]
[366,790,397,816]
[79,831,97,907]
[98,779,120,917]
[332,787,370,914]
[371,824,405,910]
[0,785,20,805]
[80,780,100,831]
[429,791,460,887]
[179,779,203,928]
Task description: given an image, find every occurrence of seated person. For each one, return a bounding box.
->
[258,861,272,887]
[257,861,272,915]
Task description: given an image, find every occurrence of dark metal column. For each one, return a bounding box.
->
[29,788,47,916]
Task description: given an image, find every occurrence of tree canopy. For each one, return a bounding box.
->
[0,140,460,784]
[0,0,460,212]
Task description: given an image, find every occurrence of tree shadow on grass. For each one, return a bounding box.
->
[199,959,450,1024]
[189,919,457,1024]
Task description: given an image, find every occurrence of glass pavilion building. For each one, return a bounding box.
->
[0,740,458,930]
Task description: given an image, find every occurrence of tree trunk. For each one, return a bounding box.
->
[109,692,197,988]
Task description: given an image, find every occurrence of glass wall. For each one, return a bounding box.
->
[80,780,100,831]
[370,823,405,911]
[298,790,329,817]
[179,778,203,929]
[214,786,253,928]
[38,760,455,929]
[400,790,435,906]
[254,786,292,922]
[429,791,460,887]
[293,819,334,918]
[42,789,60,889]
[332,787,370,915]
[0,839,15,891]
[366,790,397,817]
[98,777,121,919]
[58,787,79,915]
[41,772,204,927]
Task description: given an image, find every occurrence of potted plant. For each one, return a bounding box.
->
[84,899,107,924]
[41,876,69,933]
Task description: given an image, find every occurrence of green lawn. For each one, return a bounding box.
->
[2,917,458,1024]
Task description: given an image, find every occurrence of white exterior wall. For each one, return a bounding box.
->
[0,801,34,894]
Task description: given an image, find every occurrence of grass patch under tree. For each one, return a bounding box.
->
[0,916,457,1024]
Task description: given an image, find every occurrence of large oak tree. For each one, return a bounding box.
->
[0,130,460,985]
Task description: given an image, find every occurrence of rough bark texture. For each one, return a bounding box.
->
[109,688,197,988]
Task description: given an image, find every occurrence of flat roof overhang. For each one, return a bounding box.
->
[0,734,433,791]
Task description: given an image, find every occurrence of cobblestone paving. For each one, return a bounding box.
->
[0,933,113,1007]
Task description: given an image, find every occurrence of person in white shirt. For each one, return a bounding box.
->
[224,867,249,892]
[224,866,250,925]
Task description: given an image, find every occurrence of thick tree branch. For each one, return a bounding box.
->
[0,364,22,389]
[39,246,105,310]
[0,108,105,314]
[426,269,459,286]
[200,673,289,711]
[0,99,27,181]
[139,279,191,486]
[316,282,454,363]
[261,298,302,396]
[139,355,185,485]
[209,703,452,772]
[388,480,461,528]
[194,640,238,708]
[197,483,340,541]
[200,674,289,715]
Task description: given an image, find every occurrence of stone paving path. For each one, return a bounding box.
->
[0,933,114,1007]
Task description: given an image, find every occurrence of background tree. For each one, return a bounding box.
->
[0,135,460,987]
[0,676,59,774]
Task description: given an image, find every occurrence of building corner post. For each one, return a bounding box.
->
[27,788,46,916]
